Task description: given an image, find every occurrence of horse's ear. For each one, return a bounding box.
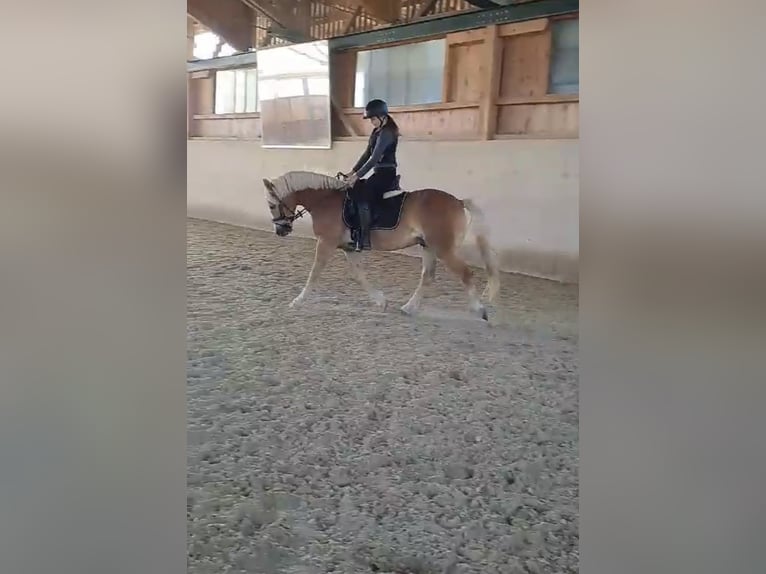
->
[262,178,274,191]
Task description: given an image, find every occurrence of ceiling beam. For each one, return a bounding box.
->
[344,6,363,34]
[242,0,314,42]
[187,0,253,52]
[330,0,578,50]
[417,0,439,18]
[464,0,500,9]
[188,0,578,72]
[331,0,401,23]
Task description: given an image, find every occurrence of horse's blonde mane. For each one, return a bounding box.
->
[269,170,347,200]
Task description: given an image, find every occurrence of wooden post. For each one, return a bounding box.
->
[441,44,453,103]
[480,24,502,140]
[332,98,358,136]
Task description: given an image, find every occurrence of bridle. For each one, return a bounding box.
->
[269,191,306,228]
[269,173,351,229]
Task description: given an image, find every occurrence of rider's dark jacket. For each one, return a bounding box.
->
[352,126,398,178]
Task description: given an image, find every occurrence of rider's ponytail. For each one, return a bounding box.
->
[383,114,400,138]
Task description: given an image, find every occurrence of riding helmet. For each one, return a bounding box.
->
[363,98,388,119]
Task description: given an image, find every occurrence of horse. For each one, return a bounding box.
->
[262,170,500,321]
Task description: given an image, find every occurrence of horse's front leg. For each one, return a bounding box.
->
[344,251,387,310]
[290,238,335,307]
[401,247,436,315]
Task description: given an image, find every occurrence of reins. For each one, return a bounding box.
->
[271,194,307,224]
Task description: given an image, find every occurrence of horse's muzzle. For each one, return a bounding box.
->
[275,224,291,237]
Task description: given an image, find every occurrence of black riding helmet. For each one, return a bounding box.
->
[363,98,388,119]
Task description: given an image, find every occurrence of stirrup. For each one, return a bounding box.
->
[355,236,370,251]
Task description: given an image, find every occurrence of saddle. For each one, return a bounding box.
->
[383,175,405,199]
[341,175,408,232]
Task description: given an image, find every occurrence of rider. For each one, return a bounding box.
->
[345,98,400,251]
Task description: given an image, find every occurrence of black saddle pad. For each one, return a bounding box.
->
[343,191,408,232]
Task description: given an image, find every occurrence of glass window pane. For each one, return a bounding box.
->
[245,69,257,112]
[354,51,370,107]
[234,69,247,113]
[405,39,445,105]
[214,70,236,114]
[549,19,579,94]
[353,39,446,107]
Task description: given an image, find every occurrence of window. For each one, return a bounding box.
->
[214,68,258,114]
[354,39,446,107]
[548,19,579,94]
[193,31,237,60]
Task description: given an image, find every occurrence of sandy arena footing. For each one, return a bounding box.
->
[187,218,579,574]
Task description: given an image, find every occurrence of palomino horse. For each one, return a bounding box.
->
[262,170,500,320]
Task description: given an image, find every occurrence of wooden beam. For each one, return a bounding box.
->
[329,0,578,51]
[242,0,314,42]
[497,94,579,106]
[187,0,253,52]
[499,17,549,37]
[365,0,401,22]
[343,6,363,34]
[442,41,453,103]
[342,102,479,114]
[187,51,258,72]
[331,0,401,23]
[447,28,485,46]
[417,0,439,18]
[189,70,213,80]
[213,37,225,58]
[479,24,502,140]
[258,32,272,48]
[332,97,359,136]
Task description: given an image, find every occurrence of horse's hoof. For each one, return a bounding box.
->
[480,307,488,321]
[370,291,387,310]
[400,304,417,316]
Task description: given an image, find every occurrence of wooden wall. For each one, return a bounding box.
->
[188,15,578,141]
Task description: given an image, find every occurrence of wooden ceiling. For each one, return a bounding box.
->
[188,0,484,52]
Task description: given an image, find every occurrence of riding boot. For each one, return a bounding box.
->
[355,202,372,251]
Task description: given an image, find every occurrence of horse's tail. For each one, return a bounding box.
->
[461,199,500,302]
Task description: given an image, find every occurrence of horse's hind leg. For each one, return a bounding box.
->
[290,238,334,308]
[437,249,488,321]
[344,251,387,309]
[401,247,436,316]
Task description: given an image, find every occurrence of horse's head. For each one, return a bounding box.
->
[263,171,345,237]
[263,178,298,237]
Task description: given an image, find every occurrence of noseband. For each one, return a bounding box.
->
[269,192,306,227]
